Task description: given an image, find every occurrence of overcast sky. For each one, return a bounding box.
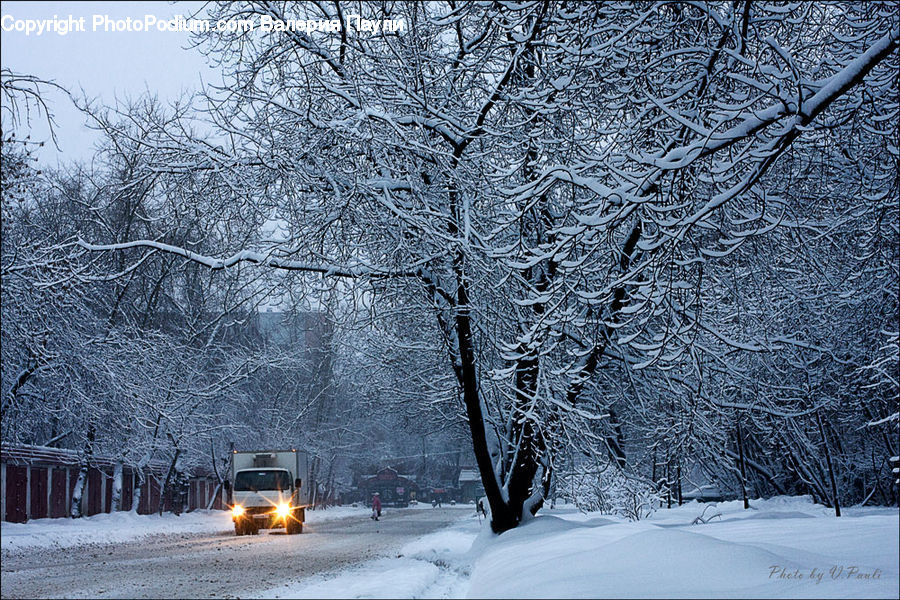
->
[1,1,216,166]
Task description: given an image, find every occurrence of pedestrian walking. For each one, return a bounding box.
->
[371,492,382,521]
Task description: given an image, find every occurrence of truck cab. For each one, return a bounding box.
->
[228,450,309,535]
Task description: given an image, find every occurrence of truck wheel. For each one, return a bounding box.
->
[234,521,244,536]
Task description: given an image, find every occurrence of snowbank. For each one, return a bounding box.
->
[257,496,898,599]
[468,497,899,599]
[0,510,233,554]
[0,505,370,555]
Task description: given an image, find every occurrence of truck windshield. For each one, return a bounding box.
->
[234,470,292,492]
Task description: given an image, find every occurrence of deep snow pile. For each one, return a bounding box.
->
[468,497,899,599]
[0,505,370,554]
[257,496,898,599]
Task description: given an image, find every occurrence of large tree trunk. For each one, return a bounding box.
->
[506,350,546,523]
[459,224,642,533]
[454,274,515,532]
[448,243,551,532]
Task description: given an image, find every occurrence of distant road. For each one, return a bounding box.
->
[1,507,466,599]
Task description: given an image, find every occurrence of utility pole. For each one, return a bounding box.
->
[421,435,427,483]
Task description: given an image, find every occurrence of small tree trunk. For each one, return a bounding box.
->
[160,448,181,516]
[71,424,96,518]
[676,463,683,506]
[665,455,672,509]
[737,420,749,509]
[323,458,336,508]
[206,444,225,511]
[206,481,221,511]
[70,467,87,518]
[817,411,841,517]
[111,462,123,512]
[131,469,144,513]
[308,455,320,508]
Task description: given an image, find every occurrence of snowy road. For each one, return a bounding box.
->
[1,508,468,599]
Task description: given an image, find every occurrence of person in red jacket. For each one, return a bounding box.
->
[371,492,382,521]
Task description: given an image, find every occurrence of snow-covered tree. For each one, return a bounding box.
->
[27,2,900,530]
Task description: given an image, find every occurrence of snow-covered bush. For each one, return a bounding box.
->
[559,464,658,521]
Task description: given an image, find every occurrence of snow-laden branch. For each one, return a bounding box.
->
[656,26,900,171]
[74,238,457,305]
[76,238,412,278]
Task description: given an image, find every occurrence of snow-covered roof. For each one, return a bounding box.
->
[0,442,171,473]
[458,469,480,482]
[682,484,723,499]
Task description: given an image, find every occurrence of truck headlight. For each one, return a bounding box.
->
[232,505,245,517]
[276,503,291,518]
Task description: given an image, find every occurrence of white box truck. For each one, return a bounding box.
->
[227,449,311,535]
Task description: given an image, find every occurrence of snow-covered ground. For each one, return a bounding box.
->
[3,498,896,598]
[257,497,899,599]
[468,498,898,599]
[0,505,370,554]
[1,506,464,599]
[258,506,478,599]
